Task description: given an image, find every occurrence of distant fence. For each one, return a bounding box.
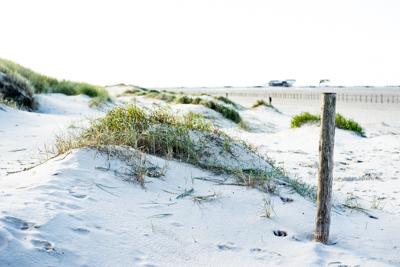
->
[210,92,400,104]
[166,88,400,104]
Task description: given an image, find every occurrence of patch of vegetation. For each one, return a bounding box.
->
[56,104,212,162]
[0,58,110,105]
[177,96,241,124]
[252,99,274,109]
[125,89,243,124]
[290,111,365,135]
[0,92,19,109]
[290,112,320,128]
[335,113,365,136]
[343,193,365,213]
[0,64,36,109]
[238,120,251,131]
[214,96,238,108]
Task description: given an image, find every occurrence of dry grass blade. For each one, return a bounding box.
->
[191,190,222,203]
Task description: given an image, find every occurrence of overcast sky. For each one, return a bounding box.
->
[1,0,399,87]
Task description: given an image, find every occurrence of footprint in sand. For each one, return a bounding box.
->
[273,230,287,237]
[1,216,30,230]
[217,242,239,251]
[68,189,87,199]
[31,239,54,251]
[71,227,91,235]
[280,197,294,203]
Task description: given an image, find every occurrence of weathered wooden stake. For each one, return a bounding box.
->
[315,93,336,244]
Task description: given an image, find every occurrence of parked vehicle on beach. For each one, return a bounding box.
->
[268,79,296,87]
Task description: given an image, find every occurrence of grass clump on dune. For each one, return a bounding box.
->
[252,99,274,109]
[0,58,110,107]
[176,95,241,123]
[290,112,320,128]
[214,96,238,108]
[124,89,243,124]
[290,112,365,136]
[28,101,316,201]
[0,64,36,109]
[56,103,212,162]
[53,103,279,190]
[0,93,19,109]
[334,113,365,136]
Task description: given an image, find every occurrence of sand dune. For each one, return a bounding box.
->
[0,91,399,266]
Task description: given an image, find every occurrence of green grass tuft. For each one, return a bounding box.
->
[290,112,365,135]
[0,58,110,107]
[238,120,251,131]
[125,89,243,124]
[252,99,274,109]
[290,112,320,128]
[214,96,238,108]
[0,92,19,109]
[0,63,36,109]
[335,113,365,136]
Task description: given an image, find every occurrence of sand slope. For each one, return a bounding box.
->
[0,93,399,266]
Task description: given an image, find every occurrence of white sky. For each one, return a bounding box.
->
[1,0,399,87]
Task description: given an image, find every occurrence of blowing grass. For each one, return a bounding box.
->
[0,92,19,109]
[335,113,365,136]
[290,112,365,136]
[125,89,243,124]
[0,58,110,107]
[213,96,238,108]
[176,95,242,124]
[252,99,274,109]
[55,103,212,162]
[43,103,270,190]
[290,112,320,128]
[0,64,36,109]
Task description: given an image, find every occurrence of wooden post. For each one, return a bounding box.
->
[226,93,228,99]
[315,93,336,244]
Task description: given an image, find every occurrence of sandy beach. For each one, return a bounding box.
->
[1,88,399,266]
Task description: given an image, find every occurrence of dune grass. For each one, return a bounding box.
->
[238,120,251,131]
[55,104,212,162]
[49,103,275,189]
[290,112,320,128]
[252,99,274,109]
[124,89,243,124]
[214,96,238,107]
[0,64,36,109]
[334,113,365,135]
[290,112,365,135]
[176,95,242,123]
[0,92,19,109]
[0,58,110,108]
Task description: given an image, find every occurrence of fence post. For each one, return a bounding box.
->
[381,94,383,103]
[226,93,228,98]
[315,93,336,244]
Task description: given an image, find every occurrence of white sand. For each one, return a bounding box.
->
[0,92,399,266]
